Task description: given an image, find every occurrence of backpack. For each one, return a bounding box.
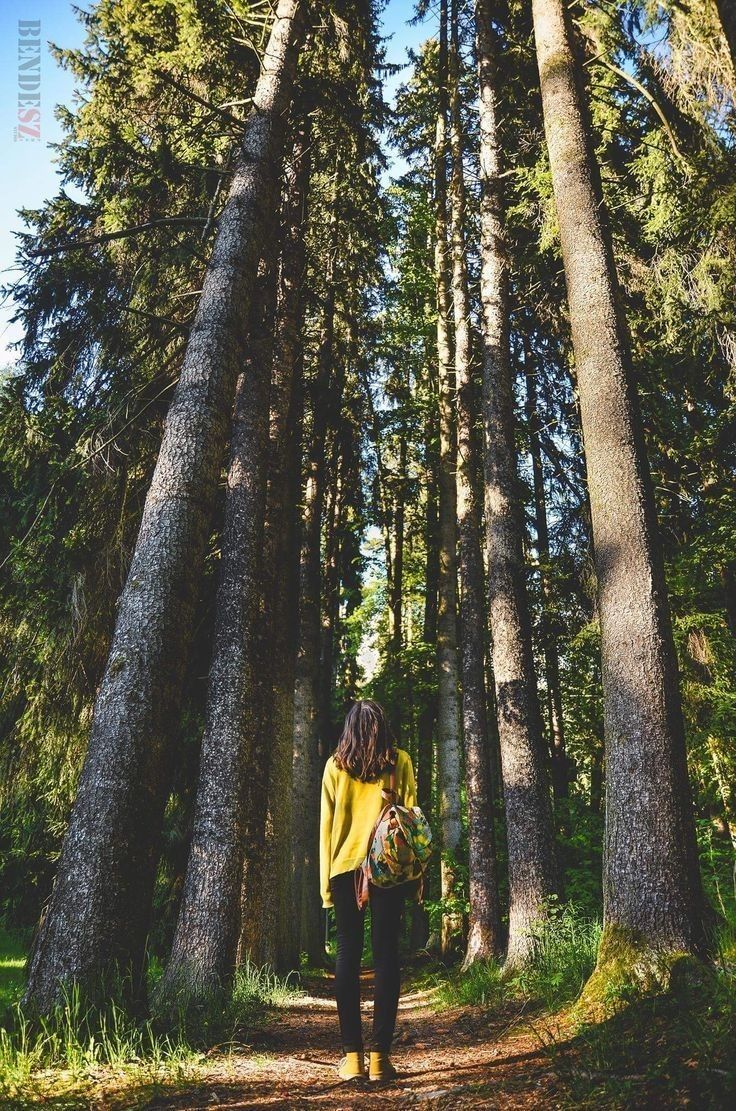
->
[354,762,433,910]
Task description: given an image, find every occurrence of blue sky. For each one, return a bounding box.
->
[0,0,431,363]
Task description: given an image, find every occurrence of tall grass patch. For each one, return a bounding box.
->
[437,904,601,1011]
[0,957,303,1104]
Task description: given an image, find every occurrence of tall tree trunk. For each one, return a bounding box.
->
[475,0,557,966]
[390,426,407,660]
[714,0,736,67]
[319,447,342,754]
[449,0,502,965]
[434,0,463,956]
[720,561,736,637]
[238,119,311,972]
[525,353,569,827]
[157,247,278,1007]
[411,383,439,950]
[23,0,304,1013]
[532,0,707,969]
[292,208,339,966]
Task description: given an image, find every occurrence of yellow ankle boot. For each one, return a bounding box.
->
[369,1051,398,1082]
[337,1051,365,1080]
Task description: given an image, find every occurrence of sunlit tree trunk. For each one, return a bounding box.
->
[434,0,463,956]
[449,0,502,964]
[23,0,305,1013]
[476,0,557,966]
[532,0,707,969]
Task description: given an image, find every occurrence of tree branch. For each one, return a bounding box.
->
[30,217,208,257]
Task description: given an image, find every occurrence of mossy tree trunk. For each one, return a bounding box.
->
[532,0,707,968]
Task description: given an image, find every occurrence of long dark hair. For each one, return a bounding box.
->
[333,699,397,782]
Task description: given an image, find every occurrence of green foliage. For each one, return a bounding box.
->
[0,928,27,1015]
[0,981,202,1104]
[437,904,602,1012]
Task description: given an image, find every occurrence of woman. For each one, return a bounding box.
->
[320,699,418,1083]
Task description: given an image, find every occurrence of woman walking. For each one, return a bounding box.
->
[320,699,418,1083]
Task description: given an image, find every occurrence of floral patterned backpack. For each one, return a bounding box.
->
[354,762,433,909]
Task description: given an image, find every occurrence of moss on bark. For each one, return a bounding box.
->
[577,924,707,1020]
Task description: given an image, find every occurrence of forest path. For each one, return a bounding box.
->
[144,968,562,1109]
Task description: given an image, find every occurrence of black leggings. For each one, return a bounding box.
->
[331,870,406,1053]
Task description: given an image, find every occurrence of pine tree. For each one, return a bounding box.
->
[531,0,708,972]
[23,0,305,1012]
[433,0,464,955]
[475,0,557,964]
[449,0,502,964]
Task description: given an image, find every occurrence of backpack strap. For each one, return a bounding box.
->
[380,761,398,803]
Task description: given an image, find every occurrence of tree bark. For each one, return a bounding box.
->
[476,0,557,966]
[292,206,339,966]
[532,0,707,966]
[714,0,736,68]
[411,382,439,950]
[157,248,277,1008]
[23,0,304,1013]
[525,353,569,827]
[434,0,463,957]
[449,0,502,965]
[237,119,311,972]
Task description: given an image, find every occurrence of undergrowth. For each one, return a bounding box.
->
[434,903,735,1108]
[0,955,302,1106]
[437,903,602,1012]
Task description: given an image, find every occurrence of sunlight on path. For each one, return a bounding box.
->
[144,973,557,1109]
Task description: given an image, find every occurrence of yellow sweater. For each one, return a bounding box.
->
[319,747,418,908]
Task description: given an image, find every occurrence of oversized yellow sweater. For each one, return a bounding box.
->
[319,747,418,908]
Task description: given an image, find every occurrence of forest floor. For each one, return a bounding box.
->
[138,968,560,1110]
[2,949,734,1108]
[89,966,563,1111]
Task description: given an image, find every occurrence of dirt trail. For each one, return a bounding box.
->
[145,970,562,1109]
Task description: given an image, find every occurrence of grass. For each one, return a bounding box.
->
[0,938,303,1108]
[0,984,204,1107]
[436,903,602,1012]
[0,927,27,1013]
